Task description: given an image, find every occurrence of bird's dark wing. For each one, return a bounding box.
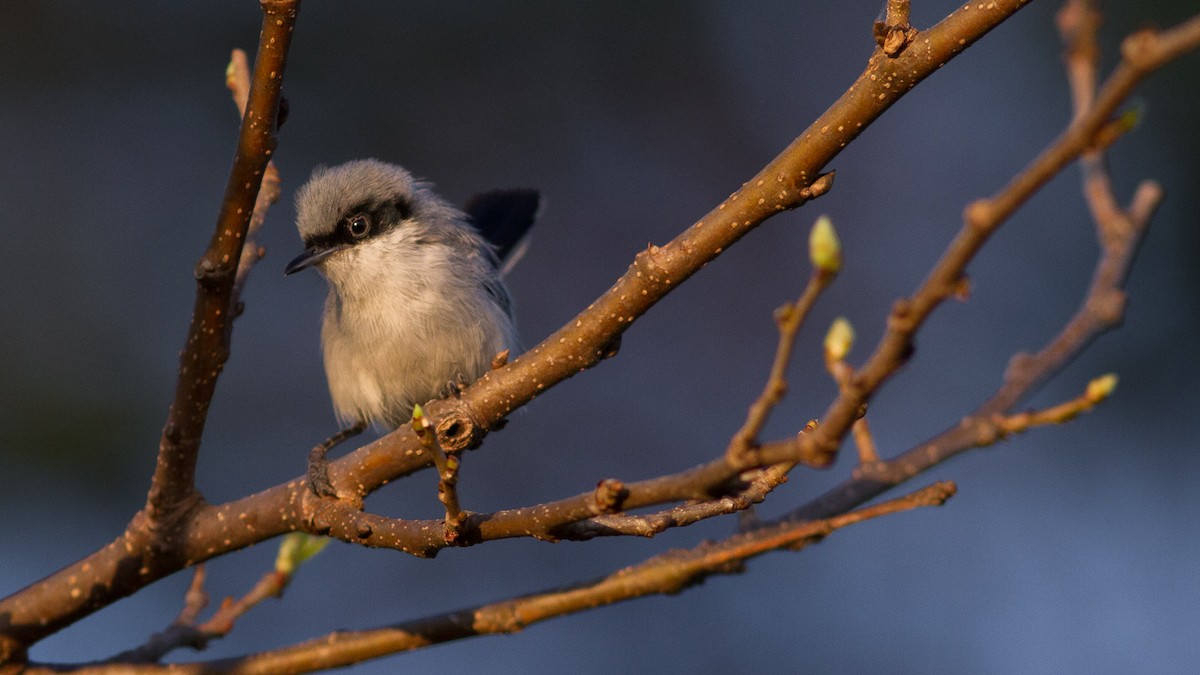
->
[464,189,541,266]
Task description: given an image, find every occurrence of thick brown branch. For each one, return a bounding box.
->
[148,5,294,519]
[0,2,299,661]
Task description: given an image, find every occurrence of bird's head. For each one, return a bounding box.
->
[285,159,469,283]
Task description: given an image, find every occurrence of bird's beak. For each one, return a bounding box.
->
[284,245,342,276]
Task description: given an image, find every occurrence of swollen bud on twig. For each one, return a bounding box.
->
[411,403,436,449]
[1118,100,1144,133]
[809,215,842,274]
[1085,373,1118,404]
[275,532,330,576]
[1090,102,1145,152]
[824,317,855,362]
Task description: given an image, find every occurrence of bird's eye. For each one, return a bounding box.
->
[346,214,371,239]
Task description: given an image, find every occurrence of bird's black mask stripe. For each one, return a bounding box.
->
[303,196,414,252]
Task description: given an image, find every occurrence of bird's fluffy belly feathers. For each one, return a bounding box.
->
[320,248,514,429]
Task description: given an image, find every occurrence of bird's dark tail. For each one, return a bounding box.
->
[464,188,542,272]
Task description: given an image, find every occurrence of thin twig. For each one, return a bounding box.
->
[992,376,1115,436]
[731,268,835,457]
[176,566,210,626]
[195,570,290,638]
[851,417,881,465]
[1057,0,1101,122]
[226,48,279,301]
[820,317,880,465]
[109,565,294,664]
[569,460,799,539]
[109,568,212,663]
[413,407,467,542]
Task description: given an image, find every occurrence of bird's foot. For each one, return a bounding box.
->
[307,423,366,498]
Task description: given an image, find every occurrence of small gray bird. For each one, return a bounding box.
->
[285,159,539,495]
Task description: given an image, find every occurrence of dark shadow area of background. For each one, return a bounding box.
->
[1,1,1198,672]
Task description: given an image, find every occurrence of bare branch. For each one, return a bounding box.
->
[119,484,956,674]
[107,531,332,665]
[567,459,799,539]
[789,7,1197,524]
[730,251,835,456]
[148,3,295,519]
[0,1,300,659]
[412,406,467,542]
[107,568,213,663]
[226,48,280,301]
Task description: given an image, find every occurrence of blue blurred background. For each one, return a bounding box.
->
[2,1,1198,672]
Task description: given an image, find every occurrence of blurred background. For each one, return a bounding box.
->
[2,1,1198,672]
